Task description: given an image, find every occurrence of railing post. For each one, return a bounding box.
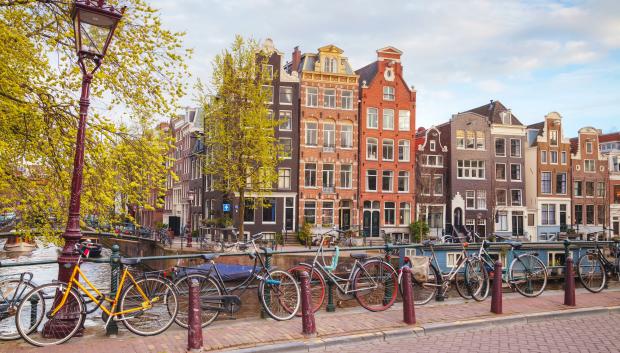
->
[383,242,394,305]
[564,257,576,306]
[326,280,336,312]
[300,271,316,337]
[402,267,416,325]
[490,261,503,314]
[106,244,120,337]
[260,247,273,319]
[187,278,203,352]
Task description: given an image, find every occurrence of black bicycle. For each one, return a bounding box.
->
[171,233,300,328]
[577,240,620,293]
[0,272,40,340]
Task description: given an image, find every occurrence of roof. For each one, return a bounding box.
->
[355,62,378,87]
[600,132,620,143]
[569,137,578,154]
[466,100,523,126]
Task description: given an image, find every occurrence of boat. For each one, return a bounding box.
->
[3,235,37,252]
[80,240,102,257]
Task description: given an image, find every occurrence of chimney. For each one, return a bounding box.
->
[291,46,301,72]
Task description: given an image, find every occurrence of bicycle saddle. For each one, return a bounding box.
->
[509,241,522,249]
[120,258,141,266]
[202,253,219,261]
[350,253,368,260]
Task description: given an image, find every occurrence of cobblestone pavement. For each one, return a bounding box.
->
[313,312,620,353]
[2,288,620,353]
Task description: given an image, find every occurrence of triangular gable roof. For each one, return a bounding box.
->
[466,100,523,126]
[317,44,344,54]
[377,46,403,55]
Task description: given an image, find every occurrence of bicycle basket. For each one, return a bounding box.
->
[410,256,430,283]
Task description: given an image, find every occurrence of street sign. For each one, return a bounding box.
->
[222,203,231,212]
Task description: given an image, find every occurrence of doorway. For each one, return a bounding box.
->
[363,201,380,237]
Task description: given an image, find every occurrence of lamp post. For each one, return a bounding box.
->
[58,0,124,282]
[187,190,195,247]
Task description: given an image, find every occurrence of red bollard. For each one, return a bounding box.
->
[564,257,576,306]
[490,261,503,314]
[300,271,316,336]
[187,278,203,352]
[401,267,416,325]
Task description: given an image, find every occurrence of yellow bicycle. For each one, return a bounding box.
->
[15,243,178,346]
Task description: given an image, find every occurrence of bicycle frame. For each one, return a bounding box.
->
[476,242,532,284]
[424,244,470,284]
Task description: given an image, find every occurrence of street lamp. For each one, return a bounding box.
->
[58,0,124,283]
[187,190,195,247]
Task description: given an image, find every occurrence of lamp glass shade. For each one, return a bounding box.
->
[73,5,120,58]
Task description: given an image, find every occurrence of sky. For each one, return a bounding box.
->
[149,0,620,137]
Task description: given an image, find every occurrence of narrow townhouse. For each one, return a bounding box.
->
[600,132,620,237]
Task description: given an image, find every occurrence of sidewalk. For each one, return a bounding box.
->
[4,288,620,353]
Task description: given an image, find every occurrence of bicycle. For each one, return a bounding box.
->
[576,240,620,293]
[287,229,398,313]
[15,243,179,346]
[468,240,548,300]
[172,232,300,328]
[0,272,40,340]
[400,240,488,305]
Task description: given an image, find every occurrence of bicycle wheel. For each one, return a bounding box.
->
[455,265,473,300]
[464,258,489,301]
[259,270,300,320]
[354,260,398,311]
[577,252,606,293]
[510,254,547,297]
[0,278,38,340]
[173,273,222,328]
[15,283,85,347]
[399,263,440,305]
[119,277,178,336]
[287,264,326,314]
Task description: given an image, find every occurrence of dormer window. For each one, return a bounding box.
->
[549,130,558,146]
[324,57,337,73]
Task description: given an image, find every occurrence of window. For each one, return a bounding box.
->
[367,108,378,128]
[382,170,394,192]
[597,205,605,225]
[561,151,567,164]
[323,89,336,108]
[597,182,605,197]
[528,213,535,227]
[584,160,595,172]
[496,138,506,156]
[430,140,436,151]
[433,175,443,195]
[420,175,431,195]
[496,189,507,206]
[466,131,475,149]
[322,164,335,191]
[323,122,335,150]
[304,201,316,224]
[456,130,465,149]
[586,141,593,154]
[340,165,352,189]
[383,109,394,130]
[574,205,583,224]
[366,138,378,160]
[398,171,409,192]
[341,90,353,110]
[398,140,410,161]
[586,205,594,224]
[398,110,410,131]
[322,201,334,226]
[263,85,273,103]
[585,181,594,197]
[477,190,487,210]
[305,121,317,146]
[279,138,292,159]
[574,181,582,196]
[366,170,377,191]
[510,164,522,181]
[511,189,522,206]
[496,164,506,180]
[541,172,552,194]
[497,212,508,231]
[423,155,444,167]
[457,160,485,179]
[382,139,394,161]
[304,163,316,187]
[324,57,337,72]
[550,151,558,164]
[510,139,521,157]
[278,168,291,189]
[447,252,464,268]
[244,199,255,223]
[341,124,353,148]
[476,132,485,150]
[556,173,567,194]
[384,202,395,225]
[306,87,318,107]
[542,204,556,225]
[550,130,558,146]
[263,198,276,223]
[279,110,292,131]
[279,86,292,105]
[264,64,274,79]
[383,86,395,100]
[399,203,411,225]
[466,190,475,209]
[541,150,547,163]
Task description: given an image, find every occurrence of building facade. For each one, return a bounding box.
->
[525,112,572,241]
[600,133,620,237]
[287,45,359,232]
[356,47,416,240]
[570,127,608,237]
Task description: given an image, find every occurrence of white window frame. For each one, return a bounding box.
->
[511,189,523,206]
[382,139,394,161]
[366,170,378,192]
[383,109,395,130]
[510,163,522,182]
[341,90,353,110]
[306,87,318,107]
[398,140,410,162]
[323,88,336,108]
[366,137,378,160]
[367,107,379,129]
[398,110,410,131]
[278,168,291,190]
[279,86,293,105]
[383,86,395,101]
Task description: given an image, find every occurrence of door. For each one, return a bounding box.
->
[614,222,619,236]
[363,201,381,237]
[512,213,524,236]
[168,216,180,236]
[559,204,567,230]
[339,200,351,230]
[453,208,463,227]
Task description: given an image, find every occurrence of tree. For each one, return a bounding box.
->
[202,35,282,237]
[0,0,189,241]
[409,220,430,244]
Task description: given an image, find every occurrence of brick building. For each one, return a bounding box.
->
[286,45,359,232]
[356,47,416,241]
[570,127,608,238]
[600,132,620,237]
[525,112,572,241]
